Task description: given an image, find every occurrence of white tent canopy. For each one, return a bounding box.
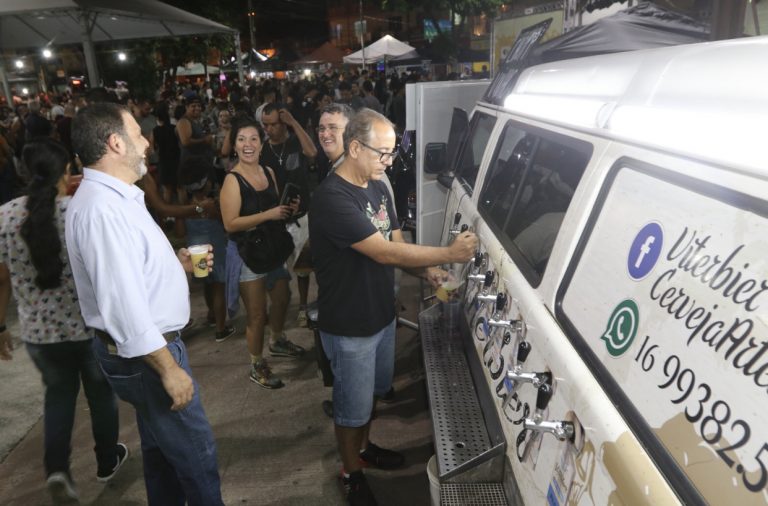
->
[343,35,416,64]
[0,0,240,98]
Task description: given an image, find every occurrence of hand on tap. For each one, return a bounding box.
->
[449,231,478,263]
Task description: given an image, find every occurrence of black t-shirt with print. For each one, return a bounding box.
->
[260,134,310,215]
[309,172,399,337]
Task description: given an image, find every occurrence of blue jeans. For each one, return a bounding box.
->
[320,318,396,427]
[25,339,119,477]
[92,335,223,506]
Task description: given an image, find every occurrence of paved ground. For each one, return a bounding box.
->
[0,270,434,505]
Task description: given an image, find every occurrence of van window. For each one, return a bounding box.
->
[456,112,496,192]
[478,122,592,285]
[479,123,533,231]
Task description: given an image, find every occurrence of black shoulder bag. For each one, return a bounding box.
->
[232,171,295,274]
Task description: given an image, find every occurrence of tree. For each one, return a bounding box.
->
[382,0,504,59]
[98,41,161,98]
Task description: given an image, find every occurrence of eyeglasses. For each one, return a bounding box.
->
[356,140,398,163]
[317,125,341,134]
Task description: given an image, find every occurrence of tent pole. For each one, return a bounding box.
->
[79,10,101,88]
[234,33,245,85]
[0,60,11,104]
[359,0,366,69]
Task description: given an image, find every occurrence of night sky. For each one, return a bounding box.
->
[163,0,329,49]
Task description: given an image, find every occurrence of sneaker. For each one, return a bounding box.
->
[96,443,129,483]
[342,471,378,506]
[359,442,405,470]
[215,325,235,343]
[249,361,284,389]
[46,471,79,504]
[269,335,306,358]
[296,308,308,327]
[206,312,216,327]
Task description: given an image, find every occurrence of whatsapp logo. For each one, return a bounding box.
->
[601,299,639,357]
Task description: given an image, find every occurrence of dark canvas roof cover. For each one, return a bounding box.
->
[0,0,235,49]
[532,2,709,64]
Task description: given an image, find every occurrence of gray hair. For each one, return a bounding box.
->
[342,107,394,152]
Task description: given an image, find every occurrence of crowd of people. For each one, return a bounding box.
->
[0,69,477,506]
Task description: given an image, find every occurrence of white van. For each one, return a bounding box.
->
[414,36,768,505]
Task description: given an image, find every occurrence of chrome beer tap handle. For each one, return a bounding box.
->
[523,384,575,442]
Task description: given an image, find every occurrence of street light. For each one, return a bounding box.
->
[117,52,127,62]
[15,60,23,69]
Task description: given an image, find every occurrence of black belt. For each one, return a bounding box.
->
[95,329,178,349]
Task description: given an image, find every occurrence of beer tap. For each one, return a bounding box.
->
[499,340,532,408]
[484,293,512,356]
[468,269,494,286]
[488,300,526,337]
[506,366,551,390]
[470,249,485,273]
[473,287,500,342]
[523,384,575,442]
[477,284,503,306]
[448,213,466,237]
[481,294,510,378]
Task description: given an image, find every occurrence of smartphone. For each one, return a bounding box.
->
[280,183,301,206]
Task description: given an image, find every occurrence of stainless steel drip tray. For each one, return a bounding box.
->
[441,483,508,506]
[420,303,506,487]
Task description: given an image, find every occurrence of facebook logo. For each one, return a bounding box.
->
[627,222,663,280]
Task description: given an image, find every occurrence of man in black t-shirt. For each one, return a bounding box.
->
[309,108,477,506]
[260,103,317,214]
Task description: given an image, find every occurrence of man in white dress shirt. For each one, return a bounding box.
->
[65,102,223,506]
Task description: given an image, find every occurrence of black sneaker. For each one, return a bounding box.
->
[359,442,405,470]
[342,471,378,506]
[269,335,306,358]
[215,326,235,343]
[96,443,129,483]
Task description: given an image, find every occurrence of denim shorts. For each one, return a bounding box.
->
[320,318,396,427]
[240,263,291,291]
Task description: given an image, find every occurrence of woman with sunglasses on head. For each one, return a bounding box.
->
[0,138,127,504]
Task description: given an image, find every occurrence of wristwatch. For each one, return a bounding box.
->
[194,204,204,216]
